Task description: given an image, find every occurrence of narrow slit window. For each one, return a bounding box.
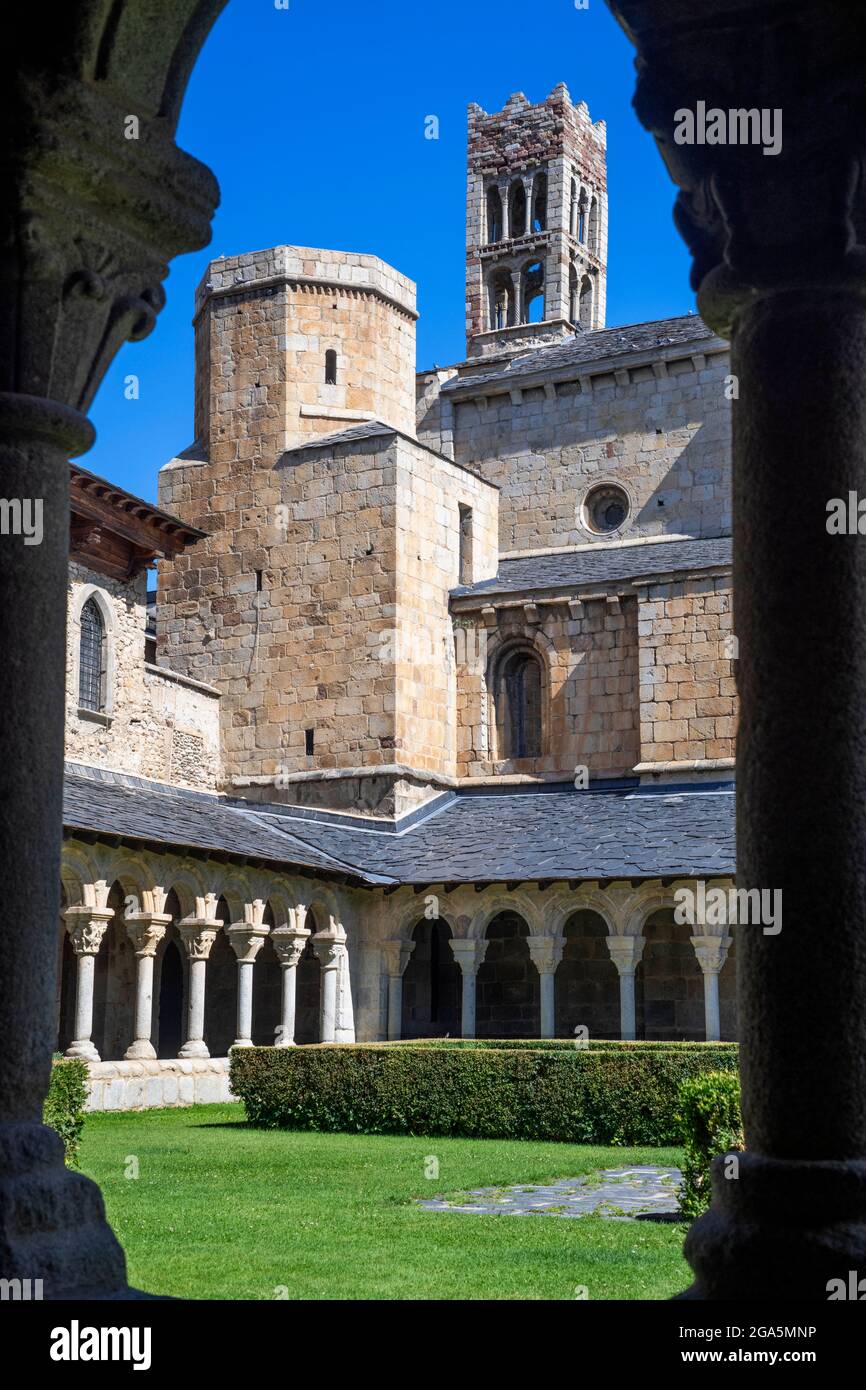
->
[305,728,315,756]
[458,504,473,585]
[325,350,338,385]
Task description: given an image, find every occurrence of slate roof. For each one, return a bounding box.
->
[442,315,718,395]
[63,763,734,887]
[452,536,732,599]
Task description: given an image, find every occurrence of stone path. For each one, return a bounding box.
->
[418,1165,682,1220]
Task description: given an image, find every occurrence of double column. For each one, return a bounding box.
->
[526,936,565,1038]
[227,899,269,1049]
[124,889,172,1060]
[271,907,310,1047]
[312,921,348,1044]
[448,938,489,1038]
[381,940,414,1040]
[64,882,114,1062]
[605,936,645,1042]
[178,895,223,1059]
[690,935,732,1043]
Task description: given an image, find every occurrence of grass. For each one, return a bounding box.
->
[79,1103,691,1300]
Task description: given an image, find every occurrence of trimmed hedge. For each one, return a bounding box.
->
[44,1058,89,1167]
[231,1042,739,1146]
[677,1070,744,1219]
[377,1038,738,1053]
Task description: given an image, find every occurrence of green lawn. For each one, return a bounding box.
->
[79,1104,691,1299]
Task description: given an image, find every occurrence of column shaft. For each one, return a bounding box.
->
[387,975,403,1041]
[183,958,208,1058]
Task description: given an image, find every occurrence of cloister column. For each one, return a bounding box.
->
[178,896,223,1060]
[449,939,489,1038]
[312,921,348,1044]
[605,936,644,1042]
[527,936,565,1038]
[381,940,414,1040]
[124,890,172,1060]
[510,271,523,326]
[227,900,270,1049]
[606,0,866,1297]
[63,882,114,1062]
[522,174,535,235]
[271,908,310,1047]
[499,181,511,240]
[690,935,732,1043]
[0,2,224,1298]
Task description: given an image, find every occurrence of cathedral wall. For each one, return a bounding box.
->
[448,345,731,554]
[635,574,736,770]
[65,562,220,789]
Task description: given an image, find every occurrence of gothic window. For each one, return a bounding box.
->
[494,646,544,759]
[325,349,338,385]
[486,186,503,243]
[79,597,106,712]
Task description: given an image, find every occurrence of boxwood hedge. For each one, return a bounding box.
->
[45,1057,89,1166]
[231,1041,739,1146]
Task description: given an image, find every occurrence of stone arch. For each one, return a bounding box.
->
[476,909,539,1038]
[60,842,102,906]
[154,887,186,1060]
[508,179,526,238]
[161,863,211,920]
[92,879,136,1061]
[488,266,515,331]
[555,909,620,1040]
[637,901,705,1041]
[401,915,461,1038]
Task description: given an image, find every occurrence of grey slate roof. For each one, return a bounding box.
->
[63,764,393,885]
[442,315,717,395]
[452,536,732,599]
[279,419,396,457]
[64,762,734,886]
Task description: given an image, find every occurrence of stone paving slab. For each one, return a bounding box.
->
[418,1166,682,1220]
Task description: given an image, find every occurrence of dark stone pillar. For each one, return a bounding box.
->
[605,0,866,1297]
[0,2,225,1296]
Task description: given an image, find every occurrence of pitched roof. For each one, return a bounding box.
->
[452,536,732,599]
[63,763,734,887]
[442,315,719,395]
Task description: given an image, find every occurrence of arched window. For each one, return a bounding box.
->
[486,186,503,243]
[589,197,599,253]
[325,349,338,385]
[79,597,106,712]
[579,274,594,329]
[509,180,526,239]
[522,261,545,324]
[532,174,547,232]
[570,179,579,237]
[494,646,543,758]
[489,269,514,330]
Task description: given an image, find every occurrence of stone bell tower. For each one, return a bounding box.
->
[465,83,608,359]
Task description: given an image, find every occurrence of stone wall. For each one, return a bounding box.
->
[636,574,736,771]
[454,594,640,778]
[65,561,220,789]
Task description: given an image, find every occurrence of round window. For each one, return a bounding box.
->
[583,484,629,534]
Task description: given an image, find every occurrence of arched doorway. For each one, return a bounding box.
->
[401,918,461,1038]
[555,910,620,1039]
[636,908,704,1040]
[476,912,539,1038]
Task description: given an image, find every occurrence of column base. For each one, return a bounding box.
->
[681,1151,866,1299]
[274,1039,296,1048]
[124,1039,157,1061]
[0,1120,137,1298]
[66,1039,100,1062]
[178,1039,210,1059]
[231,1038,253,1049]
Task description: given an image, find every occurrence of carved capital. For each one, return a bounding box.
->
[526,934,566,975]
[227,922,269,964]
[449,938,489,974]
[271,924,311,969]
[381,939,414,978]
[606,935,645,976]
[179,916,222,961]
[125,913,172,957]
[311,925,347,971]
[691,934,733,977]
[64,905,113,956]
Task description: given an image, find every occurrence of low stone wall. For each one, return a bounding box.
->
[85,1058,234,1112]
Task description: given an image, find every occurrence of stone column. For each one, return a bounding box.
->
[381,940,414,1041]
[499,181,510,240]
[124,893,172,1060]
[690,935,732,1043]
[312,922,348,1044]
[63,884,114,1062]
[605,936,645,1041]
[449,939,488,1038]
[510,271,522,326]
[178,896,222,1059]
[227,900,269,1049]
[605,0,866,1297]
[527,936,565,1038]
[522,174,534,235]
[271,908,310,1047]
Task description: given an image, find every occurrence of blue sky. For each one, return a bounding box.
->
[87,0,695,502]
